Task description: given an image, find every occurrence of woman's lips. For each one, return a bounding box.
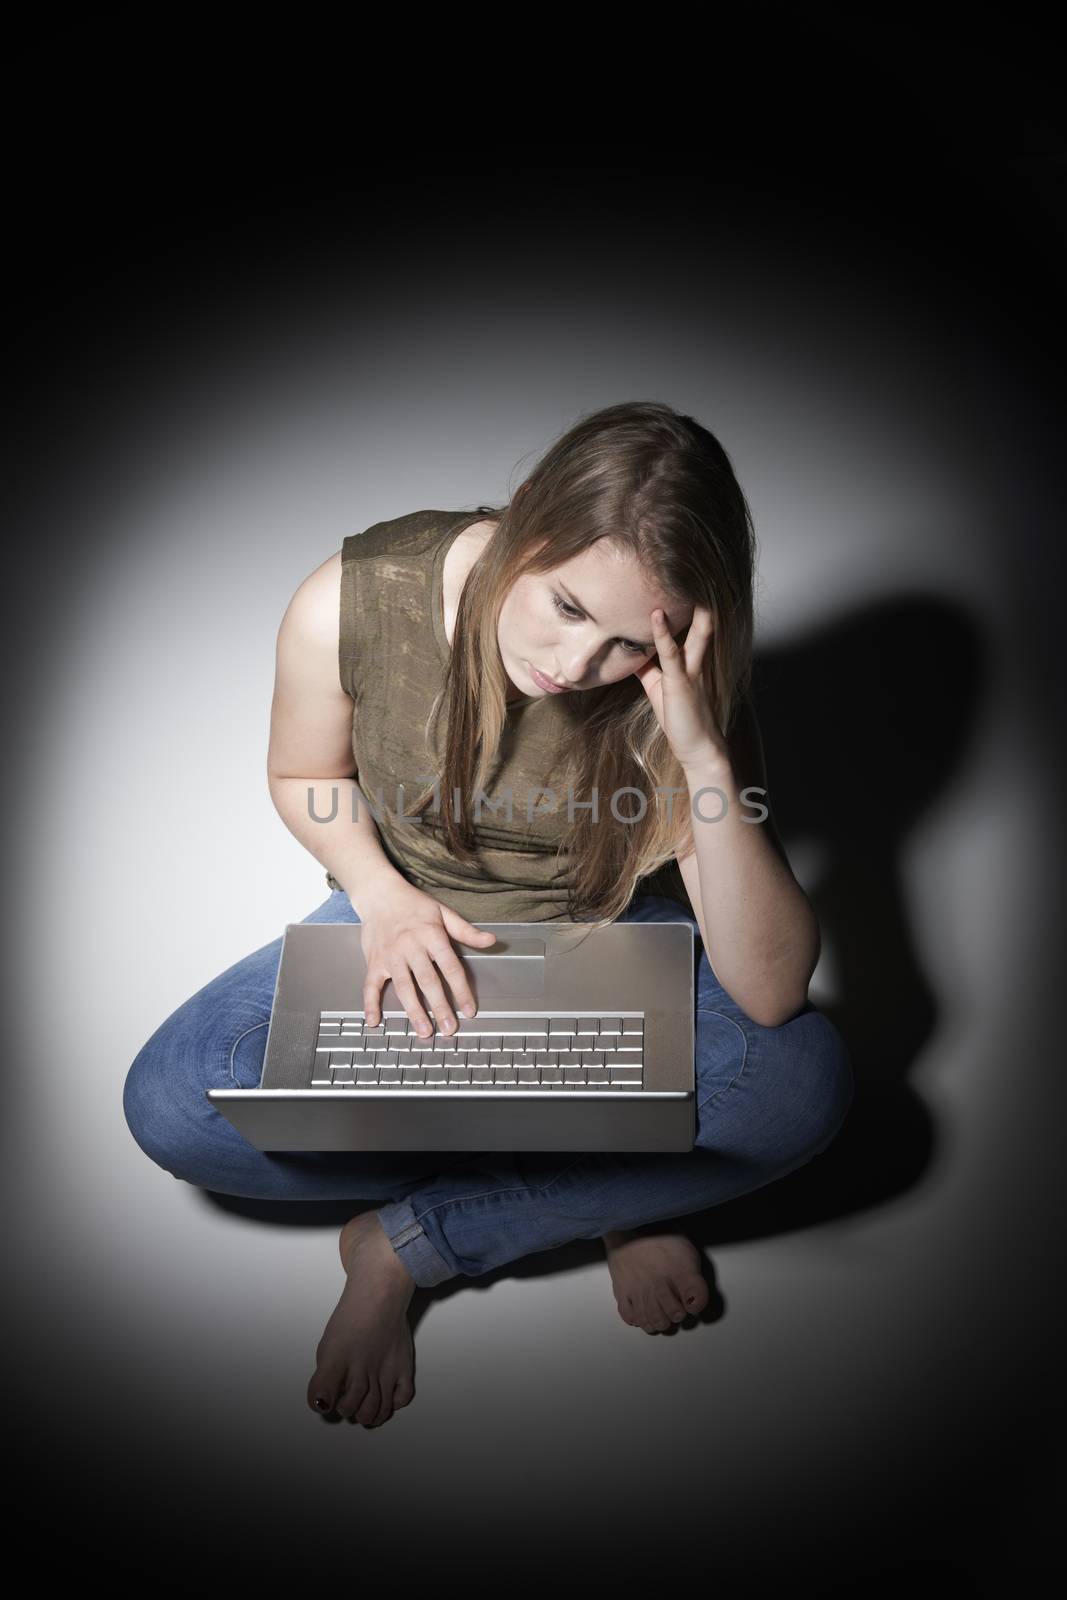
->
[529,664,570,693]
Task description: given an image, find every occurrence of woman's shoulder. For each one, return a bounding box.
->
[280,509,490,673]
[273,549,347,700]
[279,549,343,653]
[339,508,470,566]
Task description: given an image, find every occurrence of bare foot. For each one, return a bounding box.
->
[602,1226,710,1332]
[306,1210,418,1426]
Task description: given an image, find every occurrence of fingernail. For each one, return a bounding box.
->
[462,1005,475,1017]
[314,1397,330,1411]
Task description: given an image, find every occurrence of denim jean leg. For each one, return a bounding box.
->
[375,1195,458,1288]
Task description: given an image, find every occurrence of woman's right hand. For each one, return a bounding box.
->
[357,881,497,1039]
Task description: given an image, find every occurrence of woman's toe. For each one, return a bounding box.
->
[654,1291,684,1326]
[675,1274,710,1315]
[393,1377,416,1409]
[307,1366,341,1414]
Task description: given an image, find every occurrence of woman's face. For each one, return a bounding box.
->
[497,539,695,702]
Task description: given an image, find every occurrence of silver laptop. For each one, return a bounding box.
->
[208,920,695,1152]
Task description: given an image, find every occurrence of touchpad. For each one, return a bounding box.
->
[465,937,546,1004]
[378,936,546,1011]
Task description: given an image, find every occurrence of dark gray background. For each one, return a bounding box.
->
[4,15,1064,1594]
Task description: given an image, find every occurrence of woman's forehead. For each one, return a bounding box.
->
[552,542,694,627]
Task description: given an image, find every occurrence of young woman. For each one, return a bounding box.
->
[124,400,853,1429]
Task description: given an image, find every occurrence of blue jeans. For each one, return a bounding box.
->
[123,890,854,1287]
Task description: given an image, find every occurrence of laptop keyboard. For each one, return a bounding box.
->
[311,1010,645,1089]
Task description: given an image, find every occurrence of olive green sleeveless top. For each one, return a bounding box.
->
[324,508,692,923]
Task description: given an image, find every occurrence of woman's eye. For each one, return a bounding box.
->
[552,592,647,655]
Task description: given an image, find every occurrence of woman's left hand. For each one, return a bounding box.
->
[633,604,729,771]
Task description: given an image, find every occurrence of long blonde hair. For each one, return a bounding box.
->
[405,400,757,932]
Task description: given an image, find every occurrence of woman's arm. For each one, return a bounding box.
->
[266,550,407,917]
[674,693,820,1027]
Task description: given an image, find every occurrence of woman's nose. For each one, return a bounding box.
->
[560,640,605,683]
